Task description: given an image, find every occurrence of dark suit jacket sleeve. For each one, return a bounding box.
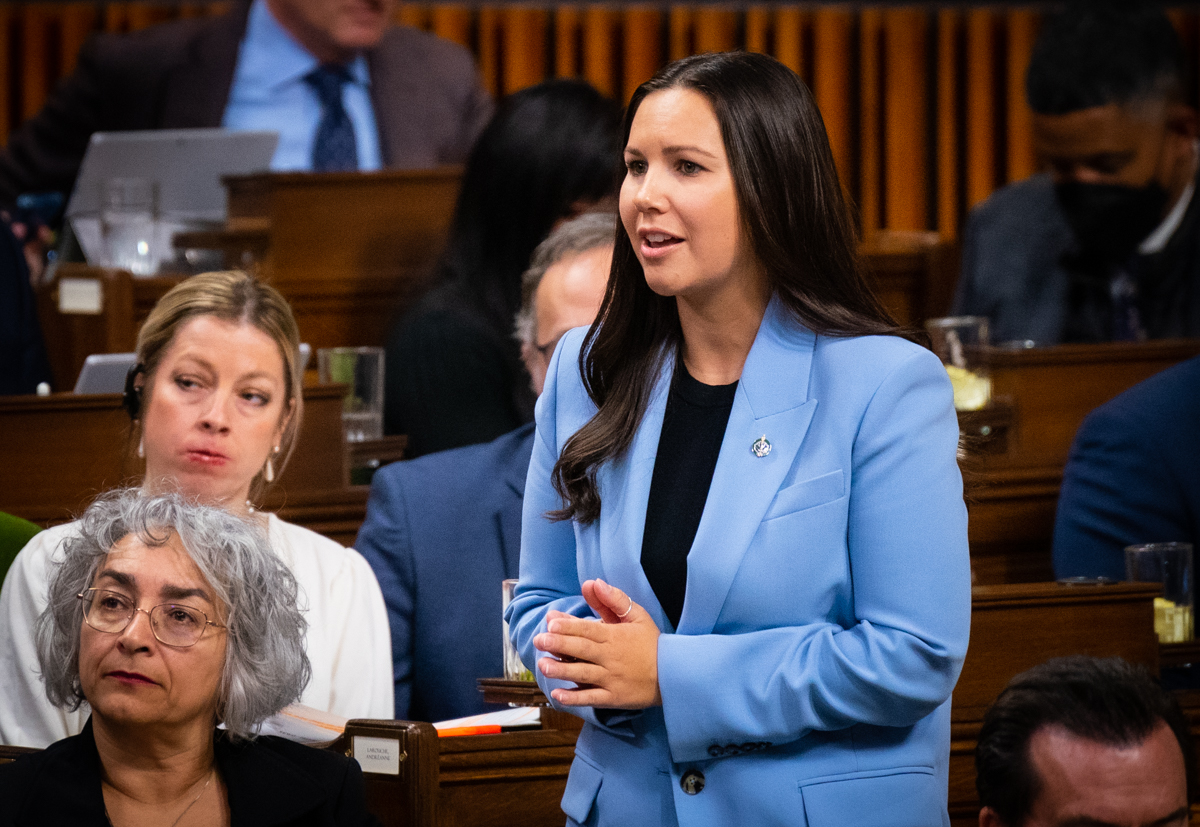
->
[370,25,493,169]
[415,29,491,164]
[356,466,418,720]
[1052,404,1189,580]
[0,36,107,206]
[438,57,491,165]
[0,9,233,209]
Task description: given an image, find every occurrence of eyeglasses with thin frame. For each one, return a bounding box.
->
[76,588,226,648]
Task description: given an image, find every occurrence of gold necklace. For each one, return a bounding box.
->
[104,768,215,827]
[167,770,213,827]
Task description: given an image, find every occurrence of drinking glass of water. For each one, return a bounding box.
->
[318,347,385,443]
[1125,542,1194,643]
[99,177,159,276]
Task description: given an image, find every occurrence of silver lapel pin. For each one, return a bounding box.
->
[751,435,772,458]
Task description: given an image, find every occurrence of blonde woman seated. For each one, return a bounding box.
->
[0,272,392,748]
[0,489,377,826]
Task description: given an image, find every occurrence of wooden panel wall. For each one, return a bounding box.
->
[3,3,1200,238]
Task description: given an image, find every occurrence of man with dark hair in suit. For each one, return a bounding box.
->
[355,212,614,722]
[0,0,491,206]
[976,656,1194,827]
[953,2,1200,345]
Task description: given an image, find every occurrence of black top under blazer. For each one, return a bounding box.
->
[0,718,379,827]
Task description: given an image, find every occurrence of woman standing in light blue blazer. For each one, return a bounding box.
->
[506,52,971,827]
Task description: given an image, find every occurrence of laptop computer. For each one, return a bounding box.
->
[73,352,138,395]
[66,128,279,267]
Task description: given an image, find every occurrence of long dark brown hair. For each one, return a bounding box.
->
[551,51,905,524]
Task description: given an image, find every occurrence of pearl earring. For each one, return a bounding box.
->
[264,445,280,483]
[137,437,144,459]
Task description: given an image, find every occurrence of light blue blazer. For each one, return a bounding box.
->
[507,295,971,827]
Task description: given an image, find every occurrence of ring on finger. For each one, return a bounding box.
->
[616,596,634,618]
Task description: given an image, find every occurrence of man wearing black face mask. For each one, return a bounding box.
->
[953,2,1200,345]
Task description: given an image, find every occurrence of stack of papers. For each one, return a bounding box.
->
[433,706,541,736]
[257,704,350,746]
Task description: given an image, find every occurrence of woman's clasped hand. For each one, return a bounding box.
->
[534,579,662,709]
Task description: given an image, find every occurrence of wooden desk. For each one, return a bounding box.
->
[34,265,184,391]
[341,583,1161,827]
[0,385,367,545]
[34,170,461,391]
[964,340,1200,584]
[436,728,578,827]
[179,168,462,351]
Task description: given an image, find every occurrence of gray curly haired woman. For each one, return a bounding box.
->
[0,489,378,827]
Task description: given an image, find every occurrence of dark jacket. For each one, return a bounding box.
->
[953,172,1200,345]
[0,718,379,826]
[1053,355,1200,603]
[0,0,491,206]
[356,422,534,721]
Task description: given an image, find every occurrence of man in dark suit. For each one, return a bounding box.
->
[1053,355,1200,593]
[354,212,613,722]
[0,0,491,206]
[953,3,1200,345]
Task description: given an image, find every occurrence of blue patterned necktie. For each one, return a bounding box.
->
[306,65,358,172]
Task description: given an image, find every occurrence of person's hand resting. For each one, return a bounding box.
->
[533,578,662,709]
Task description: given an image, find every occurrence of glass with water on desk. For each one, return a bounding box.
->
[99,177,159,276]
[926,315,992,411]
[1125,542,1194,643]
[318,347,384,443]
[502,579,534,682]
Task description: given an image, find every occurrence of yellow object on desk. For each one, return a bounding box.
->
[1154,596,1193,643]
[945,364,992,411]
